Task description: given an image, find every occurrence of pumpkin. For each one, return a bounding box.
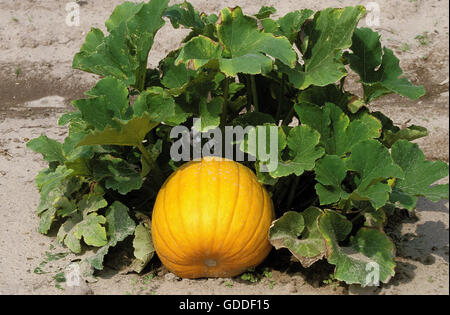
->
[151,156,275,278]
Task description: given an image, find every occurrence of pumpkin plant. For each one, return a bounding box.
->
[27,0,449,286]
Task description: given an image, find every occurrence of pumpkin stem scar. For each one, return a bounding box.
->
[204,258,217,267]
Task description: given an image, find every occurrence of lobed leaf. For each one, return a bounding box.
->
[130,222,155,273]
[85,202,136,270]
[269,207,326,267]
[318,210,396,286]
[281,6,366,89]
[73,0,169,88]
[346,28,425,102]
[296,102,382,156]
[27,135,65,164]
[346,140,404,209]
[270,125,325,177]
[73,77,131,131]
[77,114,159,148]
[314,155,349,205]
[176,7,297,76]
[390,140,449,210]
[93,155,143,195]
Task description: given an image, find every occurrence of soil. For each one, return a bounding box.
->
[0,0,448,295]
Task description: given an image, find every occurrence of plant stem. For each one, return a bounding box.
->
[136,59,148,92]
[286,176,300,210]
[275,74,286,123]
[281,106,295,126]
[250,75,259,111]
[339,76,346,92]
[220,77,230,127]
[137,142,164,186]
[246,75,252,111]
[350,206,371,223]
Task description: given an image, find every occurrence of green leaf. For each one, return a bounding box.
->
[140,139,163,177]
[276,9,314,43]
[57,213,83,253]
[38,208,58,234]
[35,166,74,218]
[73,0,168,88]
[346,28,425,102]
[193,97,223,132]
[270,125,325,177]
[93,155,143,195]
[133,87,190,125]
[318,210,396,286]
[281,6,366,89]
[131,222,155,273]
[160,53,196,89]
[231,112,276,127]
[240,124,287,159]
[383,125,429,148]
[74,213,108,247]
[364,207,387,229]
[390,140,449,210]
[176,35,223,70]
[296,102,381,156]
[164,1,205,31]
[78,194,108,216]
[254,6,277,19]
[72,77,131,131]
[269,207,326,267]
[176,7,296,76]
[346,140,404,209]
[105,2,144,32]
[315,155,349,205]
[77,114,158,148]
[27,135,65,164]
[54,196,78,218]
[85,202,136,270]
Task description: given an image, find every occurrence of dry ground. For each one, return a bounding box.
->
[0,0,448,295]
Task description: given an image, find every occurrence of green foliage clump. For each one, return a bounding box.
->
[27,0,448,285]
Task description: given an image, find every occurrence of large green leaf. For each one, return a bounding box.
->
[74,213,108,247]
[72,77,131,130]
[193,97,224,132]
[57,213,83,253]
[390,140,449,210]
[269,207,326,267]
[314,155,349,205]
[27,135,65,164]
[176,7,297,76]
[85,202,136,270]
[164,0,204,32]
[35,166,76,234]
[72,0,168,88]
[133,87,191,125]
[93,155,143,195]
[130,222,155,273]
[346,140,404,209]
[160,53,196,89]
[265,9,314,43]
[77,114,158,147]
[346,28,425,102]
[58,211,108,252]
[105,2,145,32]
[318,210,396,286]
[78,193,108,216]
[270,125,325,177]
[281,6,366,89]
[296,102,381,156]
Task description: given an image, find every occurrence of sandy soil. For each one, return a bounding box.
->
[0,0,448,295]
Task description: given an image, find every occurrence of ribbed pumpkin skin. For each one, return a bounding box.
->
[151,157,275,278]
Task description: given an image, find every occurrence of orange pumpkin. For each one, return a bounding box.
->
[151,157,275,278]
